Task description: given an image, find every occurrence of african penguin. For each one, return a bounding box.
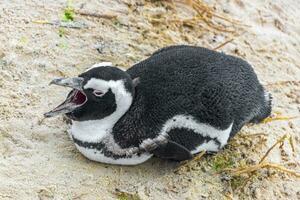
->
[44,45,272,165]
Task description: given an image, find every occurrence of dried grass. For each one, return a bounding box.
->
[74,10,117,19]
[262,115,300,123]
[174,150,206,173]
[259,134,287,164]
[224,162,300,178]
[180,0,243,30]
[265,80,300,87]
[222,134,300,180]
[213,38,234,50]
[147,0,245,34]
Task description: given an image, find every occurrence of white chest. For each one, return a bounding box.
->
[71,120,109,143]
[70,120,153,165]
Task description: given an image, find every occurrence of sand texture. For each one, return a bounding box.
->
[0,0,300,199]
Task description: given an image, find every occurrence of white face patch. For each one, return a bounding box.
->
[84,62,113,72]
[83,78,129,95]
[84,78,110,94]
[85,62,126,73]
[75,144,153,165]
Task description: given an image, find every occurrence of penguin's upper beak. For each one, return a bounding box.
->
[49,77,84,90]
[44,77,87,118]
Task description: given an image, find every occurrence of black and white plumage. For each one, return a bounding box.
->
[45,45,272,165]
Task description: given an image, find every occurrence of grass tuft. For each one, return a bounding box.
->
[211,153,235,172]
[62,0,75,22]
[58,27,66,37]
[229,176,245,190]
[115,189,141,200]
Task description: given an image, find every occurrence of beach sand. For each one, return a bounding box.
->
[0,0,299,199]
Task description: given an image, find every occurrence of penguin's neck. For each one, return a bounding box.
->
[71,88,133,143]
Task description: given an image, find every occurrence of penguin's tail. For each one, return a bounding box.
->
[250,89,272,123]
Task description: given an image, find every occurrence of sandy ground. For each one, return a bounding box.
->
[0,0,300,199]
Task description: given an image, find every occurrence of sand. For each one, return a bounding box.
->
[0,0,300,199]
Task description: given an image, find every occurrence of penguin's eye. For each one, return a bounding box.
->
[93,90,104,97]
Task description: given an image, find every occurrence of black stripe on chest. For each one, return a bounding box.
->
[72,136,131,159]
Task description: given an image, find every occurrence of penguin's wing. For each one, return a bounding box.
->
[151,140,193,161]
[194,82,233,130]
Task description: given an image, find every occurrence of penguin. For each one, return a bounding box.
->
[44,45,272,165]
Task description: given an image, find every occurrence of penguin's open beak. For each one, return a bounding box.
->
[44,77,87,118]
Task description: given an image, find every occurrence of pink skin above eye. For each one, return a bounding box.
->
[93,90,104,97]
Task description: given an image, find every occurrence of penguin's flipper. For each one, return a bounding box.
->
[151,141,193,161]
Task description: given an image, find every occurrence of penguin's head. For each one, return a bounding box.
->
[44,63,139,121]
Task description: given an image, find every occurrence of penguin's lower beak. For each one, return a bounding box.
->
[44,77,87,118]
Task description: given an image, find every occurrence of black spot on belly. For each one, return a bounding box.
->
[167,128,217,151]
